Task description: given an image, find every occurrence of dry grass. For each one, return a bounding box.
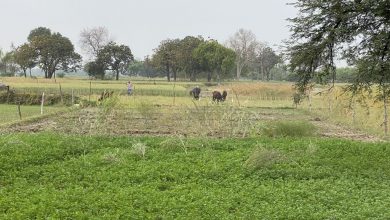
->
[300,87,389,138]
[1,77,387,140]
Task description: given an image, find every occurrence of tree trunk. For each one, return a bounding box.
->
[207,72,211,82]
[166,66,170,82]
[261,65,265,81]
[23,69,27,78]
[383,90,388,136]
[116,69,119,80]
[29,68,32,77]
[236,62,242,80]
[48,70,55,79]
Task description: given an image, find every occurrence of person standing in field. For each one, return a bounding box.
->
[127,81,133,95]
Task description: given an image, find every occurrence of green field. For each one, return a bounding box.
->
[1,134,389,219]
[0,77,389,218]
[0,104,67,125]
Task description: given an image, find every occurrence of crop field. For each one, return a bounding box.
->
[0,77,389,218]
[1,134,390,219]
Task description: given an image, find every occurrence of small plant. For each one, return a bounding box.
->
[262,120,316,137]
[306,142,318,155]
[131,142,147,158]
[292,92,305,108]
[244,146,284,170]
[102,149,121,163]
[159,136,188,153]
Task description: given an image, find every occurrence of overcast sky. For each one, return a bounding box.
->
[1,0,297,59]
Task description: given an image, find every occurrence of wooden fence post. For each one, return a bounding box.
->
[89,81,92,102]
[72,89,74,105]
[41,92,45,115]
[17,102,22,120]
[59,83,63,105]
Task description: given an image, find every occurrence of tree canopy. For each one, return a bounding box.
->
[227,28,258,80]
[28,27,82,78]
[97,42,134,80]
[13,43,36,77]
[287,0,390,134]
[193,40,236,82]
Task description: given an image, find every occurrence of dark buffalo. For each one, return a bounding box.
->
[0,83,9,92]
[190,87,201,100]
[212,90,227,102]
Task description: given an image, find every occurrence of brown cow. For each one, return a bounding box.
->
[212,90,227,102]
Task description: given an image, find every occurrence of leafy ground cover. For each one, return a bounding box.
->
[0,133,389,219]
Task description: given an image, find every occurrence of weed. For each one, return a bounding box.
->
[306,142,319,155]
[244,145,285,170]
[102,148,121,164]
[159,136,188,154]
[131,142,147,158]
[261,120,316,137]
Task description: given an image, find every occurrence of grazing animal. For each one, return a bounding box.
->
[212,90,227,102]
[190,87,201,100]
[98,90,114,102]
[0,83,10,92]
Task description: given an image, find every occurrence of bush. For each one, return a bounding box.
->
[262,120,316,137]
[0,92,80,105]
[131,142,147,158]
[244,146,284,170]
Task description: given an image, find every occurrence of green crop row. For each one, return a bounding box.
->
[0,133,389,219]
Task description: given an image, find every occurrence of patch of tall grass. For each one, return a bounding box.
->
[261,120,316,137]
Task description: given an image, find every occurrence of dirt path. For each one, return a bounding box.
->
[311,119,383,142]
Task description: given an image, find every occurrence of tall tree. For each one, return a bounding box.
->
[79,27,110,60]
[227,28,257,80]
[255,43,281,81]
[177,36,204,81]
[13,43,37,77]
[97,42,134,80]
[151,39,180,81]
[27,27,51,41]
[194,40,235,82]
[1,51,18,76]
[287,0,390,135]
[28,27,82,78]
[84,60,105,79]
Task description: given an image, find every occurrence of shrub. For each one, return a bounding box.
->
[159,137,188,153]
[131,142,147,158]
[0,92,80,105]
[244,146,284,170]
[262,120,316,137]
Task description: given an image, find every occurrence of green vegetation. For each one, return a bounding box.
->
[261,120,316,138]
[1,133,389,219]
[0,104,67,125]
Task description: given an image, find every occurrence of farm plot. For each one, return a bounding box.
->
[0,134,389,219]
[1,97,380,142]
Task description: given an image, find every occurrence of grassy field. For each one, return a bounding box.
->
[1,76,389,218]
[0,104,67,125]
[1,133,390,219]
